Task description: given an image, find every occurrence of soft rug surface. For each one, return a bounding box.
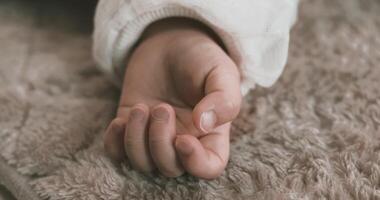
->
[1,0,380,199]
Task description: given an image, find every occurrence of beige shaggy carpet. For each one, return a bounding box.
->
[1,0,380,199]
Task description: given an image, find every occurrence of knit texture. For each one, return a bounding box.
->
[1,0,380,199]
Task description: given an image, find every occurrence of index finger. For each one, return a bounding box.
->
[174,123,230,179]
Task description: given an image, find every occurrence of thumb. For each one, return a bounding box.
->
[193,56,242,134]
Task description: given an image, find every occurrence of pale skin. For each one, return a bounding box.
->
[104,18,242,179]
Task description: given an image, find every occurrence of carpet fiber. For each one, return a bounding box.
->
[1,0,380,199]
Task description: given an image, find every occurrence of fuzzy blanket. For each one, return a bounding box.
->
[1,0,380,199]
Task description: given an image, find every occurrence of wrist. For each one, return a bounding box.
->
[137,18,226,66]
[138,18,225,54]
[141,17,218,43]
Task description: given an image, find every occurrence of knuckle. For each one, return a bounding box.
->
[133,103,148,110]
[224,96,242,115]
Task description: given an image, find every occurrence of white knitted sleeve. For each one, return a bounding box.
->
[93,0,299,95]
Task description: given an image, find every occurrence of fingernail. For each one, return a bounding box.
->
[111,121,124,135]
[200,110,217,133]
[130,108,145,121]
[152,106,169,121]
[175,137,193,156]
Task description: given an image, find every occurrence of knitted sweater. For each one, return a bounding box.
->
[93,0,299,95]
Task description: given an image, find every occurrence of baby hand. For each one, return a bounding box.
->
[104,18,242,179]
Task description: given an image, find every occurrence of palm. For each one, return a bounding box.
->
[119,37,228,138]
